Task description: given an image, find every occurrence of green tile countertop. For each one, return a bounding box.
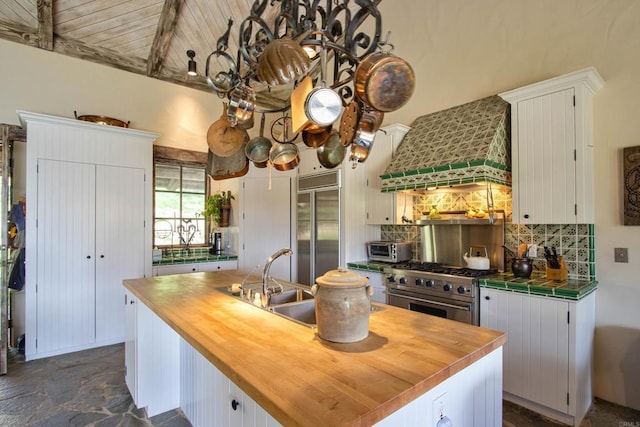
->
[480,271,598,300]
[153,248,238,266]
[346,261,395,273]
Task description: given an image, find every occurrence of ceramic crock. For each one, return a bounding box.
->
[312,267,372,343]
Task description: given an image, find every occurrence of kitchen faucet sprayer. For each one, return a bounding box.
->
[262,248,293,308]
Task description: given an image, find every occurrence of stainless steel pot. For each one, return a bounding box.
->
[227,84,255,129]
[304,44,343,127]
[245,113,272,168]
[312,267,372,343]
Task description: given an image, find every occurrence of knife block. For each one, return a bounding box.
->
[546,256,568,281]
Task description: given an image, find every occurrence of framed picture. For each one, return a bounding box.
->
[623,145,640,225]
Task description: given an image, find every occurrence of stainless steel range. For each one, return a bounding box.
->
[384,211,505,326]
[385,262,497,325]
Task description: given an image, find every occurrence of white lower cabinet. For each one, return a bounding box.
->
[124,288,180,417]
[153,260,238,276]
[480,288,595,426]
[180,338,279,427]
[352,270,387,304]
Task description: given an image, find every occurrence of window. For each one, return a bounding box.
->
[154,164,206,247]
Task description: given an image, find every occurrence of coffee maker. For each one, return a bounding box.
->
[210,232,223,255]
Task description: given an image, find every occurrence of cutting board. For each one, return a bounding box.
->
[291,77,313,133]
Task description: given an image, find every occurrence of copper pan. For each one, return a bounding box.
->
[354,48,415,112]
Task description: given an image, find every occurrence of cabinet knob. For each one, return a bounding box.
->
[130,300,135,304]
[86,255,91,259]
[192,268,196,271]
[485,296,490,300]
[231,399,239,411]
[523,214,530,219]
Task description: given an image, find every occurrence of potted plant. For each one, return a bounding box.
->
[202,190,235,228]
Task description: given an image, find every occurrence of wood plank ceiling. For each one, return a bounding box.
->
[0,0,261,94]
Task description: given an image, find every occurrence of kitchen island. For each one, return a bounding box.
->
[123,270,506,426]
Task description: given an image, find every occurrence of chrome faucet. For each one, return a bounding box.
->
[261,248,293,308]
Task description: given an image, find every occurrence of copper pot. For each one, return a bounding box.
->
[269,142,300,171]
[302,125,332,148]
[354,50,415,112]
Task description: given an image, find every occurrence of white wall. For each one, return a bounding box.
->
[1,0,639,410]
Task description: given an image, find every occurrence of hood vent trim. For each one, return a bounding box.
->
[381,95,511,192]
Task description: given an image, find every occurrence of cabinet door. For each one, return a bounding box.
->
[365,130,395,224]
[513,89,576,224]
[365,125,411,225]
[241,176,292,280]
[124,289,137,402]
[481,288,570,414]
[95,165,145,343]
[36,159,96,354]
[353,270,386,304]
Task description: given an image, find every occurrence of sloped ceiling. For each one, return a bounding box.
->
[0,0,284,102]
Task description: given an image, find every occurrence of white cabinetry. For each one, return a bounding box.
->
[124,288,180,417]
[499,68,604,224]
[180,338,279,427]
[21,111,156,360]
[480,288,595,426]
[153,260,238,276]
[297,145,326,176]
[352,270,386,304]
[365,124,412,224]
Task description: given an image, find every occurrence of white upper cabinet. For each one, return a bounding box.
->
[500,68,604,224]
[365,124,412,225]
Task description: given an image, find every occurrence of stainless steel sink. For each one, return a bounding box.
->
[269,288,314,305]
[271,299,316,327]
[216,284,383,328]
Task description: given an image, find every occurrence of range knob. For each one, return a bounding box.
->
[425,279,435,288]
[457,286,467,294]
[443,284,452,292]
[387,275,396,283]
[415,278,425,286]
[399,277,407,285]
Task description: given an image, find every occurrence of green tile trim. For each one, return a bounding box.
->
[346,261,389,273]
[153,254,238,266]
[481,273,598,300]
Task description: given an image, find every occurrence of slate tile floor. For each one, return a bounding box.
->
[1,343,639,426]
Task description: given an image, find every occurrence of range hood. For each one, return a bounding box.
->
[380,95,511,192]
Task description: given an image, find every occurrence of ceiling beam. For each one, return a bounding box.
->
[147,0,184,78]
[36,0,53,50]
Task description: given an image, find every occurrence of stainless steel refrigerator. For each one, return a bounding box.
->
[296,170,341,286]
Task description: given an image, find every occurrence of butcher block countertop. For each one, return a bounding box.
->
[123,270,506,426]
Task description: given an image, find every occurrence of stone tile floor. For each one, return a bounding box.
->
[1,343,639,426]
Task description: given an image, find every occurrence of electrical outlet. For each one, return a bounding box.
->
[432,392,447,424]
[614,248,629,263]
[527,244,538,258]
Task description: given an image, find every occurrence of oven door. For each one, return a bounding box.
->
[387,290,474,325]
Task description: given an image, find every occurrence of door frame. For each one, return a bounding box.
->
[0,124,26,375]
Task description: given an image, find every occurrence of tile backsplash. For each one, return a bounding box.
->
[381,187,595,281]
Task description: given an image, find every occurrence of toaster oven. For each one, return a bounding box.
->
[367,241,412,263]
